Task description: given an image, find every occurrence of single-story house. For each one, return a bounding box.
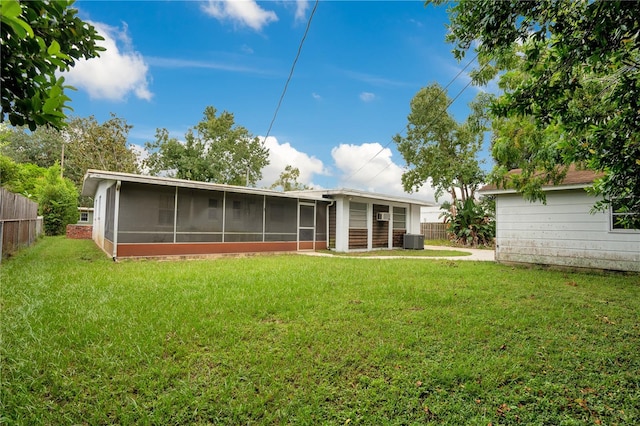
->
[480,166,640,272]
[81,170,432,259]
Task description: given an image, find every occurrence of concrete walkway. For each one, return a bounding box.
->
[302,245,495,262]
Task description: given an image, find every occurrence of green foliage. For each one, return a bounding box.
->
[1,115,140,202]
[63,114,140,190]
[36,166,78,235]
[429,0,640,226]
[0,153,46,197]
[0,0,104,130]
[394,83,485,202]
[145,106,269,186]
[2,238,639,424]
[270,165,309,191]
[0,124,64,167]
[439,198,495,247]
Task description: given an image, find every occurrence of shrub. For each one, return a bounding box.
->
[439,197,494,247]
[36,166,78,235]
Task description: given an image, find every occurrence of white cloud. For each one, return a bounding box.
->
[64,22,152,102]
[331,142,440,202]
[294,0,309,23]
[258,136,328,188]
[202,0,278,31]
[359,92,376,102]
[311,92,322,100]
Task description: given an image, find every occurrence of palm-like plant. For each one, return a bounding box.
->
[439,198,494,247]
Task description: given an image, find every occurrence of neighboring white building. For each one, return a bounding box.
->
[481,167,640,272]
[420,205,443,223]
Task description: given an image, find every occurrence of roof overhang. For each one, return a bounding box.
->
[480,183,592,196]
[81,170,328,201]
[290,188,435,207]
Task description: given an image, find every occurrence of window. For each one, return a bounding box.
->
[349,202,367,228]
[611,200,640,231]
[80,212,89,222]
[393,207,406,229]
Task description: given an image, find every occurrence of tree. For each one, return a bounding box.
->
[0,124,64,168]
[270,165,309,191]
[1,0,104,130]
[429,0,640,226]
[145,106,269,186]
[63,114,140,190]
[36,165,78,236]
[0,154,47,198]
[394,83,486,203]
[0,114,140,196]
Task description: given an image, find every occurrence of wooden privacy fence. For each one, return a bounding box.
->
[0,187,42,261]
[420,222,449,240]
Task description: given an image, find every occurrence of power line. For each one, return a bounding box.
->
[264,0,319,142]
[362,71,483,187]
[342,51,481,184]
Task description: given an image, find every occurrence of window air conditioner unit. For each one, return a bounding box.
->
[377,212,391,221]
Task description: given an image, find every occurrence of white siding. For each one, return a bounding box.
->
[91,180,113,251]
[495,190,640,272]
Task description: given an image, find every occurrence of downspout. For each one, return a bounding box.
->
[112,180,121,261]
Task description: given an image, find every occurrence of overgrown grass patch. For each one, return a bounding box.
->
[2,237,639,424]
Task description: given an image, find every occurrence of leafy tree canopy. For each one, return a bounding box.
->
[1,0,104,130]
[270,165,309,191]
[0,154,77,235]
[1,114,140,197]
[144,106,269,186]
[0,123,64,168]
[394,83,486,203]
[429,0,640,224]
[63,114,139,191]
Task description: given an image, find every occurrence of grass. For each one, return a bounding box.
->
[318,248,471,257]
[2,237,639,425]
[424,239,494,250]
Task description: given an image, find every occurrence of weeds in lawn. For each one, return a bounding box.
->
[1,237,638,424]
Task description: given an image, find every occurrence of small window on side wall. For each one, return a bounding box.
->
[611,199,640,231]
[80,212,89,222]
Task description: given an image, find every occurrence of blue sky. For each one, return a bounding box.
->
[64,0,493,203]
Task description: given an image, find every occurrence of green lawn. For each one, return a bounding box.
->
[318,248,471,257]
[2,237,639,425]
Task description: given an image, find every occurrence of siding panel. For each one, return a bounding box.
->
[495,190,640,272]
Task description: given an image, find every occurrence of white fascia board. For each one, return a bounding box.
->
[481,183,590,196]
[82,170,327,201]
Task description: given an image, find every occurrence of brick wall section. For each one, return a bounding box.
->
[66,224,93,239]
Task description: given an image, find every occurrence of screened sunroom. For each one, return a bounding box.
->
[83,170,328,259]
[83,170,431,259]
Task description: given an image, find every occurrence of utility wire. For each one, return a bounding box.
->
[361,70,483,187]
[342,51,481,184]
[264,0,319,142]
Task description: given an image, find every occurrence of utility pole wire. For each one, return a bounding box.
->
[264,0,319,142]
[342,51,481,184]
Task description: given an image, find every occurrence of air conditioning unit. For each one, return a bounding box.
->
[403,234,424,250]
[377,212,391,221]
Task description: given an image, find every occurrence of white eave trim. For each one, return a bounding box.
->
[81,169,327,201]
[481,183,591,196]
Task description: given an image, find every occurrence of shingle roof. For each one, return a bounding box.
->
[480,164,604,194]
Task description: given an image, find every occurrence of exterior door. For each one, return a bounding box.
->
[298,203,315,250]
